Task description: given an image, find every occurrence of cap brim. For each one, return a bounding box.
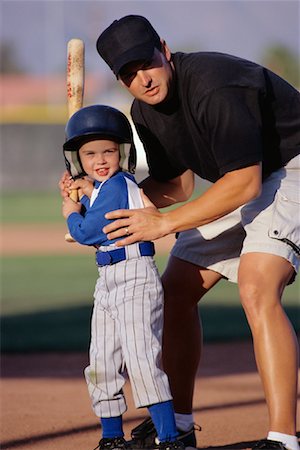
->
[113,43,155,76]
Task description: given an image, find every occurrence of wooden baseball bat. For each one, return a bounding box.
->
[65,38,85,243]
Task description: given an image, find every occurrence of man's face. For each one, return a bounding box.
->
[118,44,174,106]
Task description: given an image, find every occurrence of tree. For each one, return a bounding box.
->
[261,44,300,89]
[0,41,24,74]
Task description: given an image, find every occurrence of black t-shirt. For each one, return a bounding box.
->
[131,52,300,182]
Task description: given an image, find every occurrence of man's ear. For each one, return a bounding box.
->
[160,39,172,62]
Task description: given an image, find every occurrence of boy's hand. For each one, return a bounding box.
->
[71,177,94,198]
[59,172,94,199]
[62,196,82,219]
[59,171,73,199]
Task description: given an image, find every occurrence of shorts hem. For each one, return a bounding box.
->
[241,242,299,273]
[171,247,239,283]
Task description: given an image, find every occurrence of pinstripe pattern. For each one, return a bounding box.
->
[85,252,172,418]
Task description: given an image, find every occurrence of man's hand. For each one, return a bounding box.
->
[62,196,82,219]
[103,193,170,246]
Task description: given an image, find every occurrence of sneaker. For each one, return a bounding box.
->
[156,440,185,450]
[94,437,129,450]
[252,439,288,450]
[130,417,200,449]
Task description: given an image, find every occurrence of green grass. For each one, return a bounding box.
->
[0,188,206,224]
[1,254,96,316]
[1,192,64,223]
[1,253,299,352]
[1,253,299,317]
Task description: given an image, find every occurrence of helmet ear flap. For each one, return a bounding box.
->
[63,150,87,179]
[119,142,136,174]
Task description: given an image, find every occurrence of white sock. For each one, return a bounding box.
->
[268,431,300,450]
[174,413,194,431]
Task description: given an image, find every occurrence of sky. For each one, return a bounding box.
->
[1,0,299,78]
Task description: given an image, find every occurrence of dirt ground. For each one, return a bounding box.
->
[1,224,175,256]
[1,342,299,450]
[1,224,299,449]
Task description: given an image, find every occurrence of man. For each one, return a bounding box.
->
[96,15,300,450]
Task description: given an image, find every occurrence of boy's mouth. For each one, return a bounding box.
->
[96,168,109,177]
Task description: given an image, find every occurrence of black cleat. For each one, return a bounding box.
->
[130,417,200,449]
[94,437,129,450]
[156,440,185,450]
[252,439,288,450]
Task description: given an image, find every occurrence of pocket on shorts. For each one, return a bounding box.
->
[268,188,300,256]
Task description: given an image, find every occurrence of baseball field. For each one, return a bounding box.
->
[1,191,299,449]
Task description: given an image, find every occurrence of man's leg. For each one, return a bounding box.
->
[238,253,298,438]
[162,255,223,413]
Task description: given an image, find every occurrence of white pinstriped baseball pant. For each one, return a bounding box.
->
[84,245,172,418]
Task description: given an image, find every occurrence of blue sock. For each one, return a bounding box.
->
[100,416,124,438]
[148,401,178,442]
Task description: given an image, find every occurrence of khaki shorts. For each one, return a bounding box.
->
[171,154,300,283]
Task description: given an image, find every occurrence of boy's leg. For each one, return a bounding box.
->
[117,257,172,407]
[101,416,124,438]
[98,416,128,450]
[148,401,178,442]
[85,293,127,418]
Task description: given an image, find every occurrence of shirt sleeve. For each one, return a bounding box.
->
[80,194,90,211]
[202,87,263,175]
[67,175,129,246]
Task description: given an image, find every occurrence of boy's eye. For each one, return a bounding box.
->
[105,148,118,154]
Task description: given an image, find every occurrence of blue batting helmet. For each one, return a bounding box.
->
[63,105,136,178]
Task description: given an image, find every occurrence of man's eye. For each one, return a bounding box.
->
[142,61,151,69]
[124,72,135,81]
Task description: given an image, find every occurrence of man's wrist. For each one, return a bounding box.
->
[161,211,177,237]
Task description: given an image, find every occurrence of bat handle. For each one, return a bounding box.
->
[64,188,79,243]
[65,232,76,243]
[69,188,79,202]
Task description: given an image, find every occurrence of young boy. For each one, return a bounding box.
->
[60,105,185,450]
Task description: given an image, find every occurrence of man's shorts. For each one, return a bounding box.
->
[171,154,300,283]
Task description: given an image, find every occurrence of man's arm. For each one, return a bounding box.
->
[140,170,195,208]
[164,163,261,233]
[103,163,261,245]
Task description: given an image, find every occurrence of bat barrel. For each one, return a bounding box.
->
[67,38,85,118]
[64,38,85,242]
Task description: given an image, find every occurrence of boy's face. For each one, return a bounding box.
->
[79,139,120,182]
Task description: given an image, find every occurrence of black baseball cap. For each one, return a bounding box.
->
[96,15,161,77]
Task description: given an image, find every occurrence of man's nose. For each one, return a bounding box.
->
[137,70,151,87]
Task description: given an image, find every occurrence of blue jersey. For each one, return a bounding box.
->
[67,170,143,246]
